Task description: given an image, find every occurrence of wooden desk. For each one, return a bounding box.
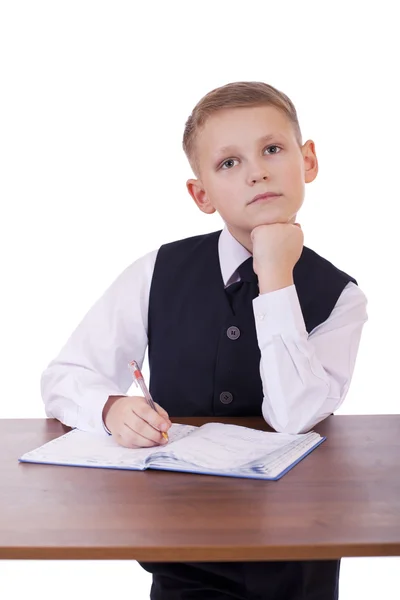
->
[0,415,399,561]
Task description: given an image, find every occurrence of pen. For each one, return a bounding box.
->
[128,360,169,442]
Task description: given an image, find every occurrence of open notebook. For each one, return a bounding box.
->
[19,422,325,480]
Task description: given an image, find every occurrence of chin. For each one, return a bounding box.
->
[254,212,289,226]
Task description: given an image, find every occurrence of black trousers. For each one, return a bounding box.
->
[141,559,340,600]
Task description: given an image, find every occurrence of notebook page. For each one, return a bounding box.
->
[148,422,319,471]
[20,423,197,468]
[240,431,322,477]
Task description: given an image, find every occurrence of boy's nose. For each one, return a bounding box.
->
[253,175,268,183]
[247,160,270,185]
[248,172,269,185]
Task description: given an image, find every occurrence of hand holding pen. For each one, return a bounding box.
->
[101,364,171,449]
[128,360,169,441]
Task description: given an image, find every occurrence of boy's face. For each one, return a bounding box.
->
[187,105,318,250]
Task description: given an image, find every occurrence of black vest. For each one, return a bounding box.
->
[148,230,356,419]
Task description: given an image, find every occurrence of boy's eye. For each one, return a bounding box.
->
[264,145,281,154]
[221,158,239,170]
[220,145,281,170]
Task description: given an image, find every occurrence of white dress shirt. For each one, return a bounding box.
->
[41,227,368,435]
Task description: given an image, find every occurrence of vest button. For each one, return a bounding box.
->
[219,391,233,405]
[227,326,240,340]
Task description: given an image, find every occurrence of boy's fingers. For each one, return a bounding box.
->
[134,401,171,432]
[123,410,168,444]
[155,403,172,424]
[106,396,170,448]
[117,423,166,448]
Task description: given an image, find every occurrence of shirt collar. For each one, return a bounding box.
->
[218,226,252,287]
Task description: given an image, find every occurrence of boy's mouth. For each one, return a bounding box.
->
[249,192,282,204]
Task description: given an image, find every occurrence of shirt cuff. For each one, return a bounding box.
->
[252,284,307,338]
[103,421,112,435]
[75,390,123,435]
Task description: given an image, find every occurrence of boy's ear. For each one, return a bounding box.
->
[186,179,216,215]
[302,140,319,184]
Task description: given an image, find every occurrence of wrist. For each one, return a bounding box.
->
[258,271,294,294]
[103,395,125,429]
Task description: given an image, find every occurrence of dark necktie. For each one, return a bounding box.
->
[226,257,259,315]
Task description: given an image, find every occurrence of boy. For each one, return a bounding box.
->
[41,81,368,599]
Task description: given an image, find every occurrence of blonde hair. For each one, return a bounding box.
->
[182,81,303,175]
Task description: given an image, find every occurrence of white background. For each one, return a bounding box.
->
[0,1,399,598]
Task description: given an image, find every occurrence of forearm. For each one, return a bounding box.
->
[41,364,128,433]
[259,335,340,434]
[254,283,368,434]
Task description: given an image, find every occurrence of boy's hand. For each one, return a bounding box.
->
[102,395,172,448]
[251,223,304,294]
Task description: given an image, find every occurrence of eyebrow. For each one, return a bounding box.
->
[214,133,285,159]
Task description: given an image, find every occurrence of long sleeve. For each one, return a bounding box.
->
[253,282,368,434]
[41,249,158,434]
